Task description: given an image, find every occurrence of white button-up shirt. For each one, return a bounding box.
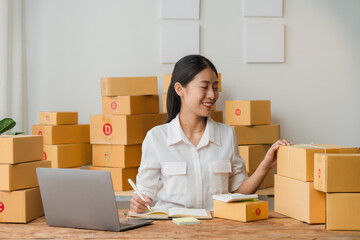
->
[136,114,248,210]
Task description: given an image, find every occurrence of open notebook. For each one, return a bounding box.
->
[127,207,212,220]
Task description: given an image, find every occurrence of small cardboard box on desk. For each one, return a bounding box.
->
[0,187,44,223]
[213,194,268,222]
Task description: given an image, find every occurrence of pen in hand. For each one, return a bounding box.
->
[128,178,152,212]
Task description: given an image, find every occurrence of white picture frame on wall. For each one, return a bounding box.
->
[244,0,283,17]
[161,0,200,20]
[245,23,285,63]
[161,23,200,63]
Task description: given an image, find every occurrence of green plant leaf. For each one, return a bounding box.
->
[0,118,16,134]
[10,132,24,135]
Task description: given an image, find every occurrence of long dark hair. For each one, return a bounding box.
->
[166,55,218,123]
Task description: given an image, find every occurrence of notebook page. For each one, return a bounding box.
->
[168,208,208,217]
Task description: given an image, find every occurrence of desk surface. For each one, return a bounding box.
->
[1,211,359,239]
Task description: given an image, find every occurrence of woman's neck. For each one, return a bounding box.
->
[178,110,207,134]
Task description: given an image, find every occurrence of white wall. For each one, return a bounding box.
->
[25,0,360,147]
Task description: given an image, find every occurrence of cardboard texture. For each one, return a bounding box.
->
[0,160,51,191]
[326,193,360,230]
[90,113,167,145]
[232,124,279,145]
[274,174,325,224]
[101,77,158,96]
[102,95,159,115]
[277,144,359,182]
[314,153,360,192]
[88,166,138,191]
[0,135,43,164]
[225,100,271,126]
[239,144,271,172]
[162,73,222,93]
[163,74,172,93]
[39,112,78,125]
[210,110,223,123]
[0,187,44,223]
[162,93,167,113]
[43,144,92,168]
[248,168,274,189]
[92,144,141,168]
[214,199,268,222]
[32,124,90,145]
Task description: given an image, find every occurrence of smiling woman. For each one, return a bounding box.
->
[129,55,290,213]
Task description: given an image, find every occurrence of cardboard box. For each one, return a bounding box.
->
[277,144,359,182]
[248,168,274,189]
[0,187,44,223]
[0,160,51,191]
[162,93,167,113]
[101,77,158,96]
[39,112,78,125]
[90,113,167,145]
[43,144,92,168]
[225,100,271,126]
[163,73,222,93]
[0,135,43,164]
[163,74,172,93]
[32,124,90,145]
[88,166,138,191]
[239,145,271,172]
[210,110,223,123]
[92,144,141,168]
[232,124,279,145]
[274,174,325,224]
[314,153,360,192]
[214,199,268,222]
[326,193,360,230]
[102,95,159,115]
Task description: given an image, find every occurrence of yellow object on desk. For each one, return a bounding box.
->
[172,217,200,225]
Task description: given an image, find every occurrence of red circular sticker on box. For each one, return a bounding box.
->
[318,168,321,179]
[0,202,4,213]
[103,123,113,136]
[45,115,50,122]
[38,130,43,136]
[255,208,261,215]
[43,151,47,160]
[235,108,241,116]
[104,151,111,160]
[111,101,117,110]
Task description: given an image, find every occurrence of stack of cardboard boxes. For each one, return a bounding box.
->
[275,144,359,226]
[32,112,91,169]
[0,135,51,223]
[162,73,224,122]
[89,77,167,192]
[314,153,360,230]
[225,100,279,189]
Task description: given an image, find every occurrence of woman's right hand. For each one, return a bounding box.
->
[129,194,152,213]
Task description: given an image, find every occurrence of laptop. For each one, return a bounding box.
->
[36,168,153,231]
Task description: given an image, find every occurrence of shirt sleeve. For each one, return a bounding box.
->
[136,129,162,201]
[229,127,248,192]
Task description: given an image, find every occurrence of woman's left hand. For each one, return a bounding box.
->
[262,139,292,170]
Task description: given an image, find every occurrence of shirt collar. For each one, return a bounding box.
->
[167,114,221,148]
